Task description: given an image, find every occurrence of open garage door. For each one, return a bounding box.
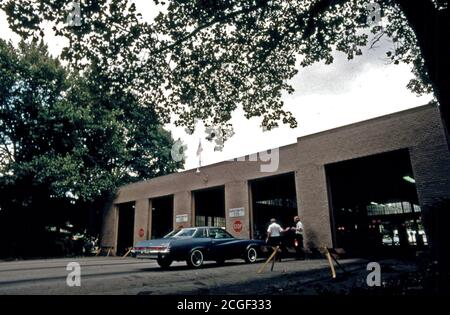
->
[194,186,225,227]
[116,202,135,256]
[250,173,298,240]
[326,149,426,257]
[151,195,174,239]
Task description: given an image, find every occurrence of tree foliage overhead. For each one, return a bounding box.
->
[0,39,181,202]
[0,2,187,257]
[0,39,182,257]
[1,0,448,141]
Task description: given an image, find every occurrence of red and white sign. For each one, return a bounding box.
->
[233,220,243,233]
[138,228,145,237]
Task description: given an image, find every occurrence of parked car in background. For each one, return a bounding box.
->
[131,226,266,268]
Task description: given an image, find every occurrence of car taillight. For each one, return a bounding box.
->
[149,246,166,251]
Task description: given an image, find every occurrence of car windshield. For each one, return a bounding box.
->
[172,228,197,238]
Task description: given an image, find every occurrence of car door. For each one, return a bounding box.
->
[192,227,214,258]
[208,228,237,260]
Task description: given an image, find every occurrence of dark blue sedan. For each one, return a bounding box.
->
[131,226,266,268]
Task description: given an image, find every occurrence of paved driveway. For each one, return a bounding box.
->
[0,257,368,295]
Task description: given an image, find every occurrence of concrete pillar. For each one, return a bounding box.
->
[294,170,302,218]
[173,191,193,228]
[225,181,251,239]
[133,199,150,243]
[296,164,333,249]
[410,144,450,209]
[100,203,118,255]
[410,141,450,252]
[147,199,152,239]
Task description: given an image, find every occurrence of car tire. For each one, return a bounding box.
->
[244,247,258,263]
[157,257,172,269]
[187,249,204,268]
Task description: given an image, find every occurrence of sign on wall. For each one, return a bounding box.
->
[233,220,243,233]
[175,214,189,223]
[229,207,245,218]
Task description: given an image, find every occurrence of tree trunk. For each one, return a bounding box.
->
[396,0,450,149]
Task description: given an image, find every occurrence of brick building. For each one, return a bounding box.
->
[101,104,450,256]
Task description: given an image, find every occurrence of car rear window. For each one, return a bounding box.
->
[193,228,208,238]
[173,228,196,238]
[209,228,233,239]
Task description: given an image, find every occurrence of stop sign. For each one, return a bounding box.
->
[233,220,243,233]
[138,228,145,237]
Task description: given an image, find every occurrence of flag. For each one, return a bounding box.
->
[196,139,203,156]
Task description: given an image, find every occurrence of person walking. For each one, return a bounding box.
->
[266,218,288,261]
[291,216,304,259]
[266,218,284,247]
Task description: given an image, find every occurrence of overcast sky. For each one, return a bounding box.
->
[0,1,433,171]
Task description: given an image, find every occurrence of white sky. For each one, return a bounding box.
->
[0,1,433,171]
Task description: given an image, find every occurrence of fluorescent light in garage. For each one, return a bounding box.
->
[403,176,416,184]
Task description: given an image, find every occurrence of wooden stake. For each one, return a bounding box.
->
[257,246,279,274]
[324,247,336,279]
[270,247,278,271]
[123,248,132,258]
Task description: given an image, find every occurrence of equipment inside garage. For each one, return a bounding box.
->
[193,186,226,227]
[116,202,135,256]
[326,149,426,256]
[151,195,174,239]
[250,173,298,240]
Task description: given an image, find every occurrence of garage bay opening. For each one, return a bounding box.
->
[151,195,174,239]
[326,149,426,257]
[193,186,226,227]
[250,172,298,240]
[116,202,135,256]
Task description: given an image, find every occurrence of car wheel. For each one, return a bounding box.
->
[244,247,258,263]
[187,249,204,268]
[157,258,172,269]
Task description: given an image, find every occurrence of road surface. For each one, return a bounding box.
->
[0,257,369,295]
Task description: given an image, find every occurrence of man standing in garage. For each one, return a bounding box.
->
[291,216,304,259]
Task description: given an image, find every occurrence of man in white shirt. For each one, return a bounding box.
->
[266,218,284,247]
[294,216,304,236]
[291,216,304,259]
[267,218,290,262]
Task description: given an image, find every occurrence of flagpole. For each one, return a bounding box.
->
[196,138,202,173]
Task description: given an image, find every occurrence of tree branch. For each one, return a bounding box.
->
[250,0,350,71]
[302,0,350,38]
[0,137,14,162]
[149,4,267,56]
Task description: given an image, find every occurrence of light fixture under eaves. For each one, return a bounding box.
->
[403,175,416,184]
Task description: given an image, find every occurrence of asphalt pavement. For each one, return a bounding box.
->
[0,256,369,295]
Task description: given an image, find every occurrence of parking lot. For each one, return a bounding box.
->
[0,257,371,295]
